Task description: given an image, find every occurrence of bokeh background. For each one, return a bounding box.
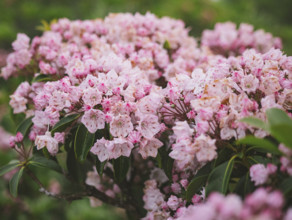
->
[0,0,291,219]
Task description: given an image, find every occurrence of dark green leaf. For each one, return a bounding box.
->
[56,152,68,173]
[29,156,62,173]
[240,117,269,131]
[238,136,282,155]
[157,146,174,180]
[32,74,53,83]
[186,163,212,201]
[9,167,24,197]
[16,116,33,137]
[74,123,95,162]
[247,155,271,165]
[206,155,237,196]
[51,114,80,135]
[113,156,130,183]
[234,172,254,198]
[0,161,20,176]
[279,177,292,197]
[214,147,233,167]
[96,157,107,177]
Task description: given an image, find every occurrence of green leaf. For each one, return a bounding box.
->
[16,116,33,137]
[74,124,95,162]
[32,74,53,83]
[157,146,174,180]
[205,155,237,196]
[240,117,269,131]
[51,114,80,135]
[113,156,130,183]
[266,108,292,127]
[163,40,171,50]
[279,177,292,197]
[266,108,292,148]
[234,172,254,198]
[9,167,24,197]
[56,152,68,173]
[269,125,292,149]
[186,163,212,201]
[247,155,271,165]
[96,157,107,177]
[238,136,282,155]
[0,161,20,176]
[29,156,62,173]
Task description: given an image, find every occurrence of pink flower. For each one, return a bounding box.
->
[82,87,102,107]
[192,135,217,163]
[81,109,105,133]
[90,138,109,162]
[12,33,30,51]
[250,164,269,186]
[15,132,24,142]
[167,195,181,211]
[35,131,59,156]
[107,138,134,159]
[110,114,133,137]
[139,138,163,159]
[138,114,161,139]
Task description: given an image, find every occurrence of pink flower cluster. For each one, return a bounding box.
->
[162,48,292,170]
[2,13,292,219]
[202,22,282,56]
[177,188,285,220]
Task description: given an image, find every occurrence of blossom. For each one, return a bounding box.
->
[249,164,269,186]
[192,135,217,163]
[138,114,161,139]
[81,109,105,133]
[107,138,134,159]
[110,114,133,137]
[90,138,109,162]
[82,87,102,107]
[35,131,59,155]
[139,138,163,159]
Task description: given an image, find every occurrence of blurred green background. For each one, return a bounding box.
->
[0,0,292,219]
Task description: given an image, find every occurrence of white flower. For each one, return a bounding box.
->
[138,114,160,139]
[35,131,58,155]
[81,109,105,133]
[90,138,109,162]
[110,114,133,137]
[139,138,163,159]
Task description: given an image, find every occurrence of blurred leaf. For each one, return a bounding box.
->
[157,146,174,180]
[113,156,130,183]
[9,166,24,197]
[247,155,271,165]
[96,157,107,177]
[56,152,68,173]
[74,124,95,162]
[32,74,53,83]
[186,162,212,201]
[16,116,33,137]
[234,172,254,198]
[238,136,282,155]
[266,108,292,148]
[0,160,20,176]
[51,114,80,135]
[29,156,62,173]
[240,117,268,131]
[279,177,292,197]
[206,155,237,196]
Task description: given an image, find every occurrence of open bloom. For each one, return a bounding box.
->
[81,109,105,133]
[35,131,58,155]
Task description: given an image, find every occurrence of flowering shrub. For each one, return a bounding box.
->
[1,12,292,219]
